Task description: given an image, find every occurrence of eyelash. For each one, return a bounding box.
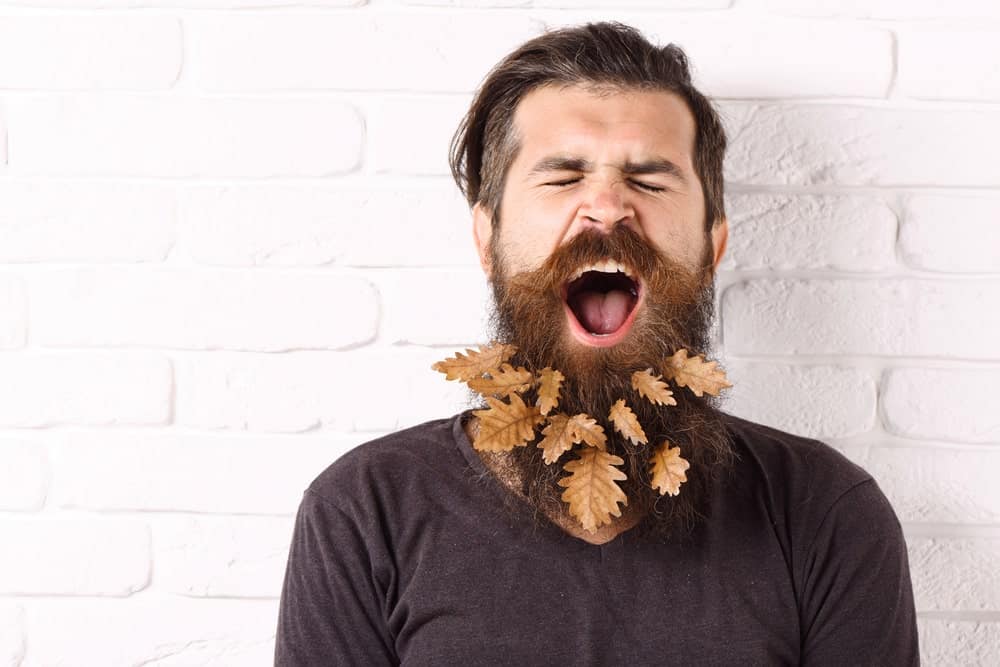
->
[546,178,666,193]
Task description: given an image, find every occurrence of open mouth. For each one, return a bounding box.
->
[562,261,642,347]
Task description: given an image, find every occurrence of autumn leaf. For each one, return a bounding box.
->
[467,363,533,397]
[431,342,517,382]
[537,413,576,465]
[608,399,648,446]
[471,393,544,452]
[568,413,607,451]
[536,367,565,416]
[649,441,690,497]
[557,447,628,534]
[661,349,733,397]
[631,368,677,407]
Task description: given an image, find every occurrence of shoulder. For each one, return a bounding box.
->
[303,414,468,515]
[721,411,874,503]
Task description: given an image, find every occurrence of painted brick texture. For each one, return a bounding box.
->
[0,3,996,665]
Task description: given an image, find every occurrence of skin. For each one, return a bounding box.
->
[468,84,730,544]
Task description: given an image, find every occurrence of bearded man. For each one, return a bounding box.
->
[275,22,918,666]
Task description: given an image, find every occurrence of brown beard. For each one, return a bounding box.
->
[475,224,736,544]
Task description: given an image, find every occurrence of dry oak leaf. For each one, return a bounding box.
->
[431,342,517,382]
[557,447,628,534]
[608,399,648,446]
[471,392,544,452]
[661,349,733,397]
[568,413,608,451]
[536,367,565,416]
[467,363,533,397]
[649,441,690,497]
[631,368,677,407]
[538,413,576,465]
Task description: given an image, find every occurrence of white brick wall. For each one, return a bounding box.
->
[0,2,996,664]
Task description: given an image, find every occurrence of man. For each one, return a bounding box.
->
[275,22,919,665]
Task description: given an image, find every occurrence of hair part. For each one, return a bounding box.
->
[449,21,728,233]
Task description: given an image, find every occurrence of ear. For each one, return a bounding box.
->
[709,216,728,273]
[472,202,495,280]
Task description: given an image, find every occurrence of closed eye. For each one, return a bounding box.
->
[546,177,582,187]
[630,180,666,193]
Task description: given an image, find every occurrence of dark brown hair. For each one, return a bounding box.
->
[449,21,728,232]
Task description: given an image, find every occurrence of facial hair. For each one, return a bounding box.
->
[475,224,736,544]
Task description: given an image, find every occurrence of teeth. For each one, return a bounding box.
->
[568,261,635,284]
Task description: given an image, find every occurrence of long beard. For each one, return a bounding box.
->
[480,225,736,543]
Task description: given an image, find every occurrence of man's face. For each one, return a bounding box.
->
[473,83,728,346]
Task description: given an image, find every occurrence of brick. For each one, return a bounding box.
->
[539,15,890,98]
[0,518,149,595]
[375,269,491,345]
[22,598,277,665]
[0,439,47,510]
[5,95,362,177]
[882,368,1000,443]
[371,95,471,175]
[723,103,1000,187]
[899,27,1000,102]
[0,273,26,349]
[0,352,170,427]
[919,619,1000,667]
[154,515,294,598]
[0,603,24,666]
[536,0,729,6]
[722,279,1000,358]
[28,268,377,351]
[721,193,897,271]
[397,0,530,6]
[178,183,476,268]
[0,0,364,5]
[188,13,539,92]
[899,194,1000,274]
[51,431,359,514]
[0,181,174,262]
[0,15,180,90]
[742,0,1000,19]
[174,347,473,433]
[867,446,1000,524]
[721,362,876,440]
[908,538,1000,611]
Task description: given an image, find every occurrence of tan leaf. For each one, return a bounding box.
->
[631,368,677,406]
[567,413,607,451]
[537,413,576,465]
[557,447,628,534]
[649,441,690,497]
[608,398,648,445]
[467,363,533,397]
[661,349,733,397]
[431,342,517,382]
[471,393,544,452]
[536,367,565,416]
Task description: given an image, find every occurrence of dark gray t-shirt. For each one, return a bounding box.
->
[274,411,918,666]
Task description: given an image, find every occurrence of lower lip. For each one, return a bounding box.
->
[562,286,644,348]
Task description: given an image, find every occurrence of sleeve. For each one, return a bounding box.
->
[274,489,398,666]
[798,478,920,666]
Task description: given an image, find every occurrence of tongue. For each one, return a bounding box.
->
[576,289,632,335]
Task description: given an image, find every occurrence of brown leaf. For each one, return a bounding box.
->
[649,440,690,497]
[661,349,733,397]
[536,367,565,416]
[431,342,517,382]
[471,393,544,452]
[557,447,628,534]
[631,368,677,406]
[608,399,648,445]
[537,413,576,465]
[467,363,533,397]
[568,413,607,450]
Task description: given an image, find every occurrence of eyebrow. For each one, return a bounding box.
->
[527,155,689,186]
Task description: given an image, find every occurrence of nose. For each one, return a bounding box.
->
[578,179,635,233]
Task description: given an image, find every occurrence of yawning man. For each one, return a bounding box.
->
[275,22,919,665]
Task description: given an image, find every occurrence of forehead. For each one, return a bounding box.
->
[509,84,698,171]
